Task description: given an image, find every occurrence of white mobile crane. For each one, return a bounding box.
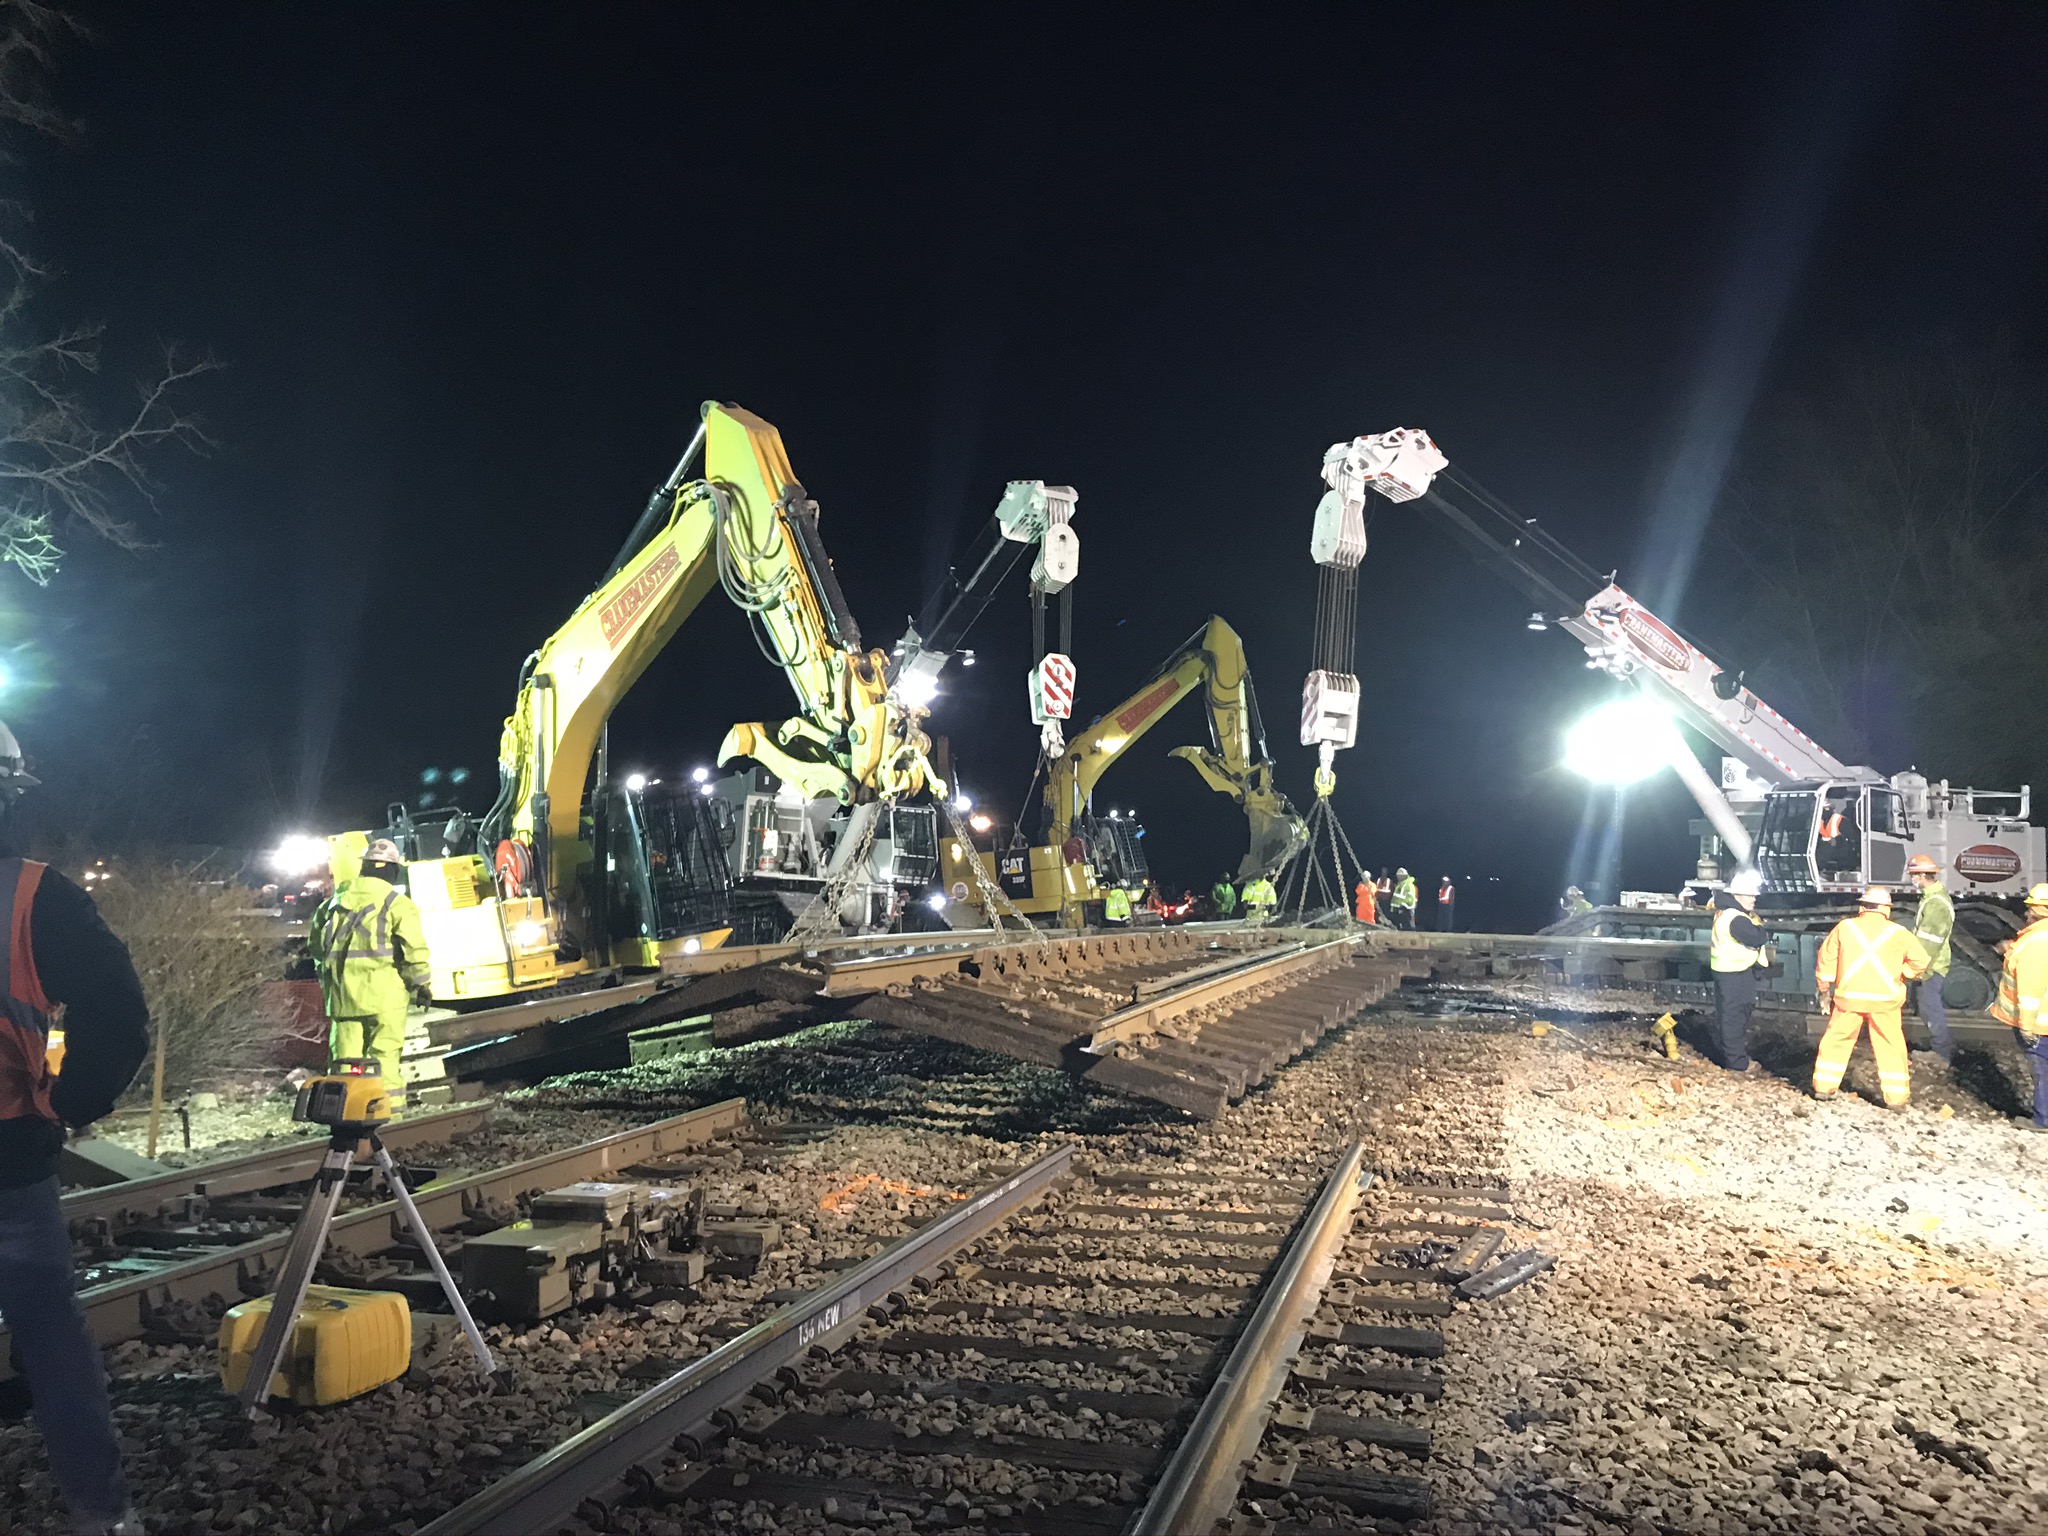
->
[1322,429,2043,989]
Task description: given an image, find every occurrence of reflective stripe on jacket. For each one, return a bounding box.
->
[1243,879,1275,907]
[0,858,54,1124]
[1391,876,1417,911]
[1709,907,1763,973]
[1212,882,1237,912]
[1911,883,1955,977]
[309,875,430,1018]
[1103,888,1131,921]
[1816,910,1927,1008]
[1991,918,2048,1035]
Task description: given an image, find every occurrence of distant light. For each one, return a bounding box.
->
[1526,612,1548,632]
[699,782,715,797]
[1108,809,1120,820]
[927,892,947,911]
[421,766,443,785]
[683,936,701,954]
[896,674,940,709]
[625,772,647,793]
[1563,696,1684,785]
[0,662,13,695]
[512,920,547,947]
[269,834,329,877]
[968,812,993,834]
[692,766,711,783]
[953,792,973,813]
[960,649,977,668]
[450,767,471,785]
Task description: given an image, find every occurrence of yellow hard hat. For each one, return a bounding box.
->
[1857,887,1892,909]
[1905,854,1940,875]
[2027,883,2048,909]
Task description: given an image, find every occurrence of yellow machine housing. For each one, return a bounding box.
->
[942,615,1306,927]
[336,402,933,1004]
[219,1285,411,1407]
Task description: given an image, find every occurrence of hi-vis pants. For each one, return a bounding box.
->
[1813,1005,1911,1106]
[329,1010,407,1110]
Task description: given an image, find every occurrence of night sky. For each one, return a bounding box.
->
[8,3,2046,928]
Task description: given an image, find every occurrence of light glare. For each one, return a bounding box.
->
[1563,697,1684,785]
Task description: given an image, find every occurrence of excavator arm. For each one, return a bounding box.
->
[488,402,932,916]
[1048,616,1307,882]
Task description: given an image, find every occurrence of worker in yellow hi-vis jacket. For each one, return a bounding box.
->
[1812,887,1927,1108]
[308,838,430,1112]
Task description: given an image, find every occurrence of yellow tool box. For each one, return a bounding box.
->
[219,1285,411,1407]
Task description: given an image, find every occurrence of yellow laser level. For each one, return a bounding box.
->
[292,1059,392,1128]
[230,1060,496,1416]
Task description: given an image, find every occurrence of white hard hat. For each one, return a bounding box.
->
[1858,886,1892,909]
[0,720,38,795]
[1727,870,1764,896]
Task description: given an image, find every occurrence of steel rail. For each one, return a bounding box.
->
[62,1102,495,1230]
[2,1098,749,1382]
[1087,934,1359,1051]
[421,1142,1077,1536]
[815,926,1220,998]
[1128,1142,1371,1536]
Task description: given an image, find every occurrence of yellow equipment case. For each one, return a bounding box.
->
[219,1284,411,1407]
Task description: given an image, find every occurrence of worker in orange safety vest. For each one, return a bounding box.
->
[1812,886,1928,1108]
[1354,877,1378,925]
[1989,882,2048,1133]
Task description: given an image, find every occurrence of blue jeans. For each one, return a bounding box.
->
[1915,976,1954,1059]
[0,1174,128,1521]
[2024,1032,2048,1128]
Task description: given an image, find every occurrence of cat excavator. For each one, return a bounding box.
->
[942,615,1307,927]
[349,401,941,1004]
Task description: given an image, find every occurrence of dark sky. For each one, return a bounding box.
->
[9,3,2047,926]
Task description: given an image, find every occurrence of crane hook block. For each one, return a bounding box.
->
[1314,429,1448,568]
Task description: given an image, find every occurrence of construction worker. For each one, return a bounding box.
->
[309,838,430,1114]
[1377,869,1392,910]
[1559,885,1593,920]
[1905,853,1956,1062]
[1389,868,1418,930]
[1436,876,1456,932]
[1212,874,1237,918]
[1989,882,2048,1133]
[1708,869,1771,1073]
[1813,887,1928,1108]
[1354,875,1378,926]
[1101,883,1132,927]
[0,720,150,1534]
[1242,874,1276,926]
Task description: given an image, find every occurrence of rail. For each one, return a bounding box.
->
[1088,934,1358,1051]
[62,1102,494,1229]
[1129,1141,1372,1536]
[420,1142,1078,1536]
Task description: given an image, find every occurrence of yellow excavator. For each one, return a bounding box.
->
[942,615,1307,927]
[342,401,939,1004]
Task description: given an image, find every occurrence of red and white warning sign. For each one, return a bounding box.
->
[1031,653,1076,723]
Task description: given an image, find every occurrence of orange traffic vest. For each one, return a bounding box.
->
[1815,910,1924,1009]
[0,858,54,1123]
[1992,918,2048,1033]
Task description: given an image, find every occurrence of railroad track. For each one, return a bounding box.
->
[414,1128,1532,1534]
[6,1098,750,1382]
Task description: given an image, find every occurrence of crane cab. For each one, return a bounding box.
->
[1756,776,2043,899]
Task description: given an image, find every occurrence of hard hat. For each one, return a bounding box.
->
[1727,869,1765,896]
[1905,854,1940,875]
[364,838,405,866]
[1565,884,1581,896]
[0,719,38,794]
[2027,883,2048,909]
[1857,887,1892,909]
[1395,867,1408,877]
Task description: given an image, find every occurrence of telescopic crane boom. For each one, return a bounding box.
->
[1325,428,2041,900]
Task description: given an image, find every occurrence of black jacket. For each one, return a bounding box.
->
[1711,890,1769,957]
[0,867,153,1186]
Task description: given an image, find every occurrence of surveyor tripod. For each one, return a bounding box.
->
[235,1120,496,1415]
